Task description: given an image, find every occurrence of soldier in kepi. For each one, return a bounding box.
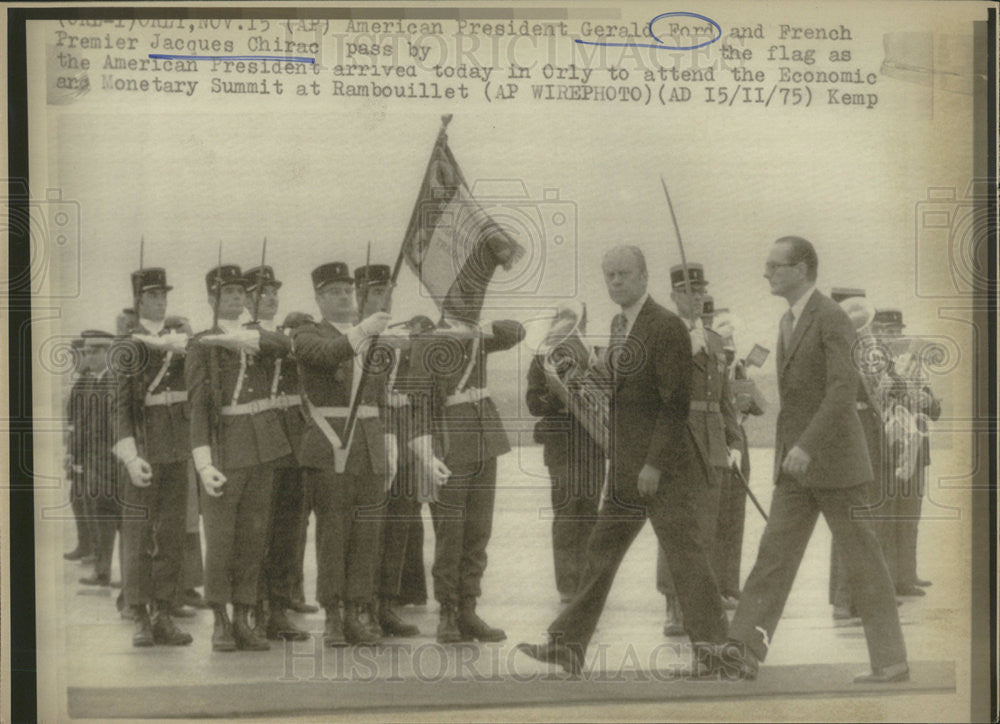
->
[292,262,407,647]
[408,304,525,644]
[242,265,311,643]
[657,263,743,636]
[111,267,193,647]
[186,263,293,652]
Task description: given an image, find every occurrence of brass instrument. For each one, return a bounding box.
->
[529,301,612,452]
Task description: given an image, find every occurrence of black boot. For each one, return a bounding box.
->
[132,605,154,647]
[343,601,381,646]
[323,604,347,648]
[151,601,193,646]
[378,596,419,637]
[458,596,506,642]
[251,600,269,638]
[211,605,237,652]
[267,604,310,642]
[436,601,463,644]
[232,604,270,651]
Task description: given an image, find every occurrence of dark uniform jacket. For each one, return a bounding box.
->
[687,327,743,477]
[112,325,190,463]
[258,325,308,468]
[409,320,524,469]
[80,369,121,488]
[185,328,291,470]
[291,319,392,476]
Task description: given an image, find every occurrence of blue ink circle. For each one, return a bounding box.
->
[648,11,722,50]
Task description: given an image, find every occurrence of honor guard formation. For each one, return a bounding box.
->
[63,237,939,684]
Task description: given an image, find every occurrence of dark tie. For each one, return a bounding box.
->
[780,310,795,354]
[608,312,628,376]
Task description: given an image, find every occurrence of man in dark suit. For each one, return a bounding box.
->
[517,245,728,676]
[723,236,908,684]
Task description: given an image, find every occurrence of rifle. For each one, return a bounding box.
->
[250,237,268,325]
[132,235,144,332]
[208,242,224,462]
[340,241,372,464]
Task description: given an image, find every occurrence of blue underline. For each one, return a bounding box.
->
[148,54,315,63]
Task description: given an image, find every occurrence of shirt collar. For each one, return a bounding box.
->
[217,317,242,334]
[140,317,164,336]
[788,286,816,326]
[328,320,353,333]
[257,318,277,332]
[620,292,648,334]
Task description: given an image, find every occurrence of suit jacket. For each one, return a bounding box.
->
[774,290,872,488]
[112,325,190,464]
[185,328,291,470]
[608,296,694,489]
[408,320,524,468]
[687,328,743,477]
[291,319,391,476]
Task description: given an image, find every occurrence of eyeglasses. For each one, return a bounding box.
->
[765,261,799,273]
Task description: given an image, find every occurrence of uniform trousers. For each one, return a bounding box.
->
[879,466,926,591]
[549,462,728,654]
[181,464,204,591]
[291,474,316,603]
[202,464,274,606]
[377,458,426,601]
[546,455,602,598]
[656,464,724,598]
[730,476,907,671]
[87,469,123,580]
[261,465,305,606]
[309,467,382,606]
[122,461,188,607]
[70,472,96,554]
[430,457,498,604]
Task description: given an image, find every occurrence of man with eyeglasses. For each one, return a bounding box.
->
[720,236,908,684]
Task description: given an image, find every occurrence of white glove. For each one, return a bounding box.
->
[384,433,399,491]
[112,437,153,487]
[425,456,451,488]
[199,329,261,353]
[347,312,392,349]
[689,324,707,356]
[193,445,226,497]
[133,332,190,355]
[727,448,743,470]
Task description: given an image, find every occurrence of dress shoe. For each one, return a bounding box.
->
[79,573,110,586]
[63,547,90,561]
[662,595,685,637]
[896,586,926,597]
[324,606,348,648]
[266,607,310,642]
[914,577,932,587]
[458,596,506,642]
[344,601,381,646]
[232,604,270,651]
[515,641,583,676]
[132,606,155,647]
[832,605,857,621]
[437,602,463,644]
[168,603,197,618]
[251,601,269,638]
[378,598,419,637]
[152,606,194,646]
[183,588,211,609]
[854,662,909,683]
[79,554,97,565]
[718,640,759,681]
[289,600,319,614]
[211,606,237,652]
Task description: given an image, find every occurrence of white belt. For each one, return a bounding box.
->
[312,405,379,419]
[145,390,187,406]
[220,398,275,416]
[446,387,488,407]
[387,391,411,408]
[271,394,302,409]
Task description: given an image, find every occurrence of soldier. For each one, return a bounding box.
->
[525,301,604,604]
[711,310,766,608]
[64,336,95,563]
[291,262,396,647]
[657,263,743,636]
[186,263,292,652]
[409,309,525,644]
[360,267,427,639]
[111,267,193,647]
[242,264,310,642]
[76,330,123,590]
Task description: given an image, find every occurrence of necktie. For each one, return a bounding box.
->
[608,312,628,376]
[780,310,795,354]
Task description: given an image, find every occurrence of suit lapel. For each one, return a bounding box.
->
[780,292,819,375]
